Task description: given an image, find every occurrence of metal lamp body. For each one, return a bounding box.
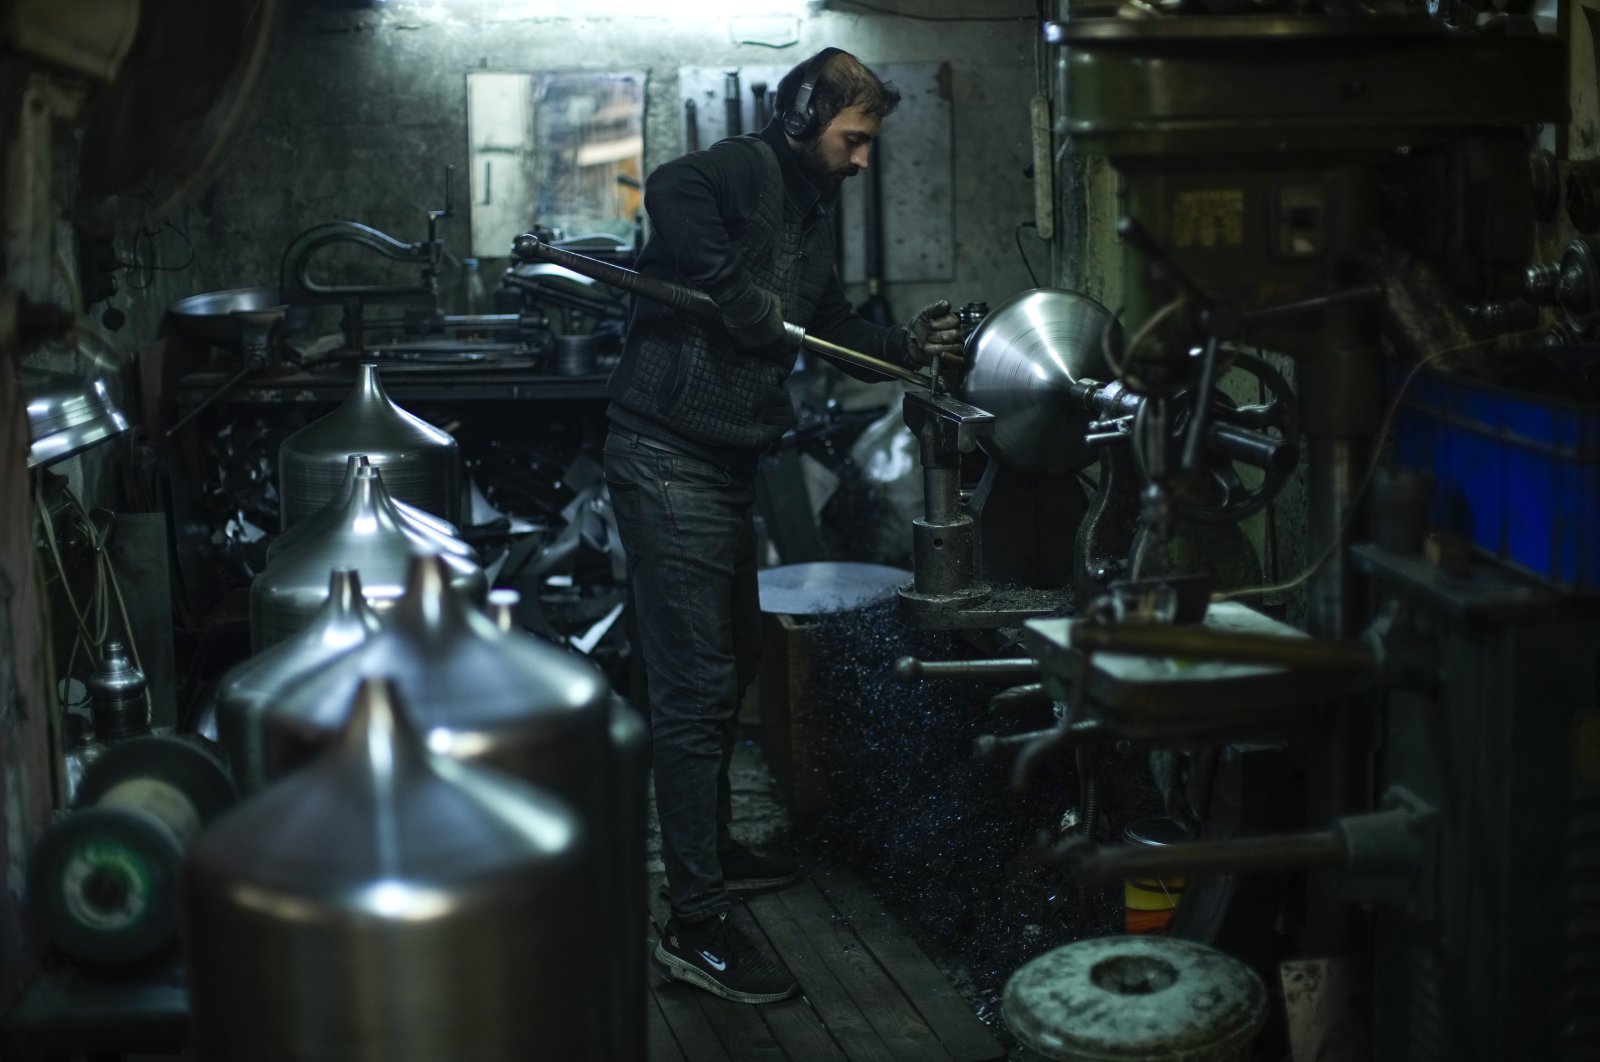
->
[268,453,470,563]
[216,568,383,794]
[248,465,484,651]
[279,362,460,529]
[259,555,638,1059]
[185,680,588,1062]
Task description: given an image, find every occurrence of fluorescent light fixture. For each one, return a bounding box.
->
[376,0,813,15]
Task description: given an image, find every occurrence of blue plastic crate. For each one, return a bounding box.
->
[1392,367,1600,590]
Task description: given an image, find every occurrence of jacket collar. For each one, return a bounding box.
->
[758,118,835,217]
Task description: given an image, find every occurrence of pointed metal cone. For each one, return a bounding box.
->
[393,552,478,634]
[332,676,436,802]
[351,362,384,406]
[339,464,410,538]
[315,568,383,648]
[486,589,520,634]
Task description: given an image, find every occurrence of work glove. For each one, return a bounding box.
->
[902,299,965,374]
[720,288,789,352]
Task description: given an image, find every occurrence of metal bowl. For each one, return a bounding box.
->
[959,288,1119,476]
[168,287,286,344]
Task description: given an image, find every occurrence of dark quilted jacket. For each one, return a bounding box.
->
[609,120,908,461]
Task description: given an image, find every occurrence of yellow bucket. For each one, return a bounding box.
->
[1122,817,1187,934]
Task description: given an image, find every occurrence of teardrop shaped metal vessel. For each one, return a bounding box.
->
[278,363,460,529]
[184,678,588,1062]
[249,466,485,651]
[261,553,628,1058]
[269,454,470,563]
[217,568,383,795]
[959,288,1119,475]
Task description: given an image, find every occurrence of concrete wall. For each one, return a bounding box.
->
[113,0,1041,346]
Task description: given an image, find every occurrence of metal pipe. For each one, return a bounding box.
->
[1069,829,1347,887]
[510,233,931,388]
[1206,420,1298,473]
[893,656,1041,685]
[1067,621,1377,672]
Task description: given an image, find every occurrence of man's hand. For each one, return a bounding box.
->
[903,300,964,374]
[721,289,788,351]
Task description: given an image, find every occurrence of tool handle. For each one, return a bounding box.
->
[511,232,935,389]
[512,233,720,319]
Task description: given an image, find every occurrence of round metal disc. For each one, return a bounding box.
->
[959,288,1118,476]
[757,563,911,615]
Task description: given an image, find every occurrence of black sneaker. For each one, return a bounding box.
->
[653,912,799,1004]
[720,840,802,893]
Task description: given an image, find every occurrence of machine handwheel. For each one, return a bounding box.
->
[1173,352,1301,525]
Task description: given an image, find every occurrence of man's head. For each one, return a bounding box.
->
[775,49,900,192]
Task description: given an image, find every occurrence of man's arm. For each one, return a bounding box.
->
[808,272,964,383]
[642,143,779,343]
[805,268,908,382]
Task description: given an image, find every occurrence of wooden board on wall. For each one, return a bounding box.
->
[0,358,56,1014]
[676,62,954,285]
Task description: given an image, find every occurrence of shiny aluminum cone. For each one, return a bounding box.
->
[260,552,630,1059]
[279,362,460,529]
[249,465,484,651]
[184,677,588,1062]
[959,288,1119,475]
[269,454,471,563]
[217,568,383,795]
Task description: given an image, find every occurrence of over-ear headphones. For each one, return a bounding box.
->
[782,47,844,140]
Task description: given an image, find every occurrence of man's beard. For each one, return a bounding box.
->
[797,140,857,192]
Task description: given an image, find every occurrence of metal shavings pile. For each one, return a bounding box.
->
[787,598,1130,1019]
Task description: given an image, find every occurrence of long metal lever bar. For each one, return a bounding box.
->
[510,232,935,389]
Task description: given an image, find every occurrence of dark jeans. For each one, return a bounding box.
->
[603,429,762,922]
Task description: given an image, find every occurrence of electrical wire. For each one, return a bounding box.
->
[34,477,154,720]
[1101,294,1186,381]
[829,0,1039,20]
[1014,220,1040,287]
[1213,327,1546,603]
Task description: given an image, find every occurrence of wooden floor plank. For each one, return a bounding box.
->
[732,899,855,1062]
[690,987,790,1062]
[647,990,690,1062]
[649,976,734,1062]
[752,994,851,1062]
[812,866,1008,1062]
[774,879,956,1062]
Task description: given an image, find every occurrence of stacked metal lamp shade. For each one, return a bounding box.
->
[248,462,484,650]
[269,453,470,564]
[183,678,588,1062]
[216,568,383,795]
[278,362,461,529]
[249,553,645,1061]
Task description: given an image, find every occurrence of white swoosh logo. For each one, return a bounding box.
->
[699,949,727,971]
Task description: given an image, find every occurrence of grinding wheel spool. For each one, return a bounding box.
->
[27,736,235,966]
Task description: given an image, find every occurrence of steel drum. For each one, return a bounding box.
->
[959,288,1118,476]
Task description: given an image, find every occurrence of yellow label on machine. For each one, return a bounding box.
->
[1172,190,1245,249]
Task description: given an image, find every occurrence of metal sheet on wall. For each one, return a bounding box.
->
[676,61,953,284]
